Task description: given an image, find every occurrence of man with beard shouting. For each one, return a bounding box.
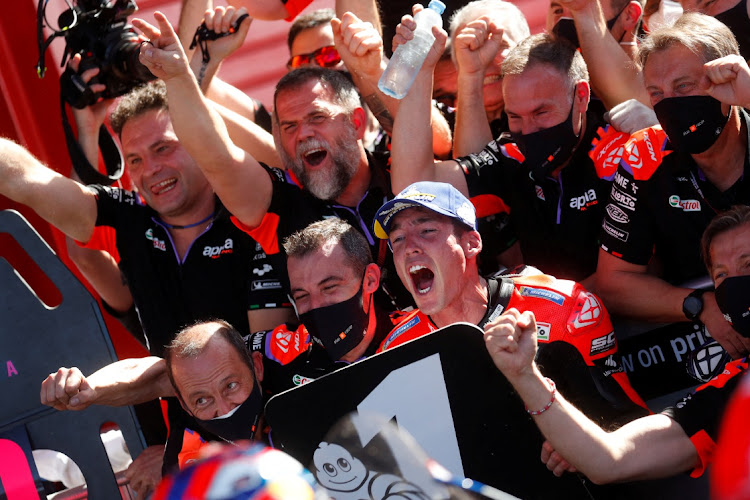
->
[133,13,411,308]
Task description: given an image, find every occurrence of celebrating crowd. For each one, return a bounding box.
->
[3,0,750,496]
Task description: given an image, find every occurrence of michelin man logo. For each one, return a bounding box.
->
[312,442,429,499]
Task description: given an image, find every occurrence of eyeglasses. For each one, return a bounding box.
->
[287,45,342,70]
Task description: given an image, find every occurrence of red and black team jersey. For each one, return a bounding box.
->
[600,110,750,285]
[663,356,748,478]
[230,157,414,310]
[455,113,628,282]
[380,272,650,425]
[247,307,409,397]
[85,185,287,356]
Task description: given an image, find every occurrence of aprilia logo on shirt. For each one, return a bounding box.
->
[569,189,598,210]
[145,228,166,252]
[203,238,234,258]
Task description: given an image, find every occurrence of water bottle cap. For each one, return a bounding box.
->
[427,0,446,15]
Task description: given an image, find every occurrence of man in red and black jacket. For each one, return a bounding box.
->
[373,181,649,426]
[247,217,409,396]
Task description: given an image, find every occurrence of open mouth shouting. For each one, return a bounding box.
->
[151,178,177,195]
[298,139,330,168]
[303,147,328,167]
[409,264,435,295]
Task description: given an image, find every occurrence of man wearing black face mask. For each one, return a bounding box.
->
[702,205,750,339]
[597,13,750,360]
[391,33,624,287]
[165,321,266,446]
[248,218,406,396]
[40,320,268,473]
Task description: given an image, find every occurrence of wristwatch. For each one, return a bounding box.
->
[682,289,708,322]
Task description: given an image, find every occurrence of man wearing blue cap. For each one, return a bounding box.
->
[374,181,649,425]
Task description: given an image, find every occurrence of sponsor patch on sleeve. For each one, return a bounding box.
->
[380,315,421,351]
[519,286,565,306]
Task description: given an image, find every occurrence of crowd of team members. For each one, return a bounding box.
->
[1,0,748,495]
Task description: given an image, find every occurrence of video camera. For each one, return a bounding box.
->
[37,0,155,108]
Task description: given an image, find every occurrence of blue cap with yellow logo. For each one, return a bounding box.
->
[373,181,477,240]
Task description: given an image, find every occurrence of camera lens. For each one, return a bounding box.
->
[108,31,155,83]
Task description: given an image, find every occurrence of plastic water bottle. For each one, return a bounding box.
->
[378,0,446,99]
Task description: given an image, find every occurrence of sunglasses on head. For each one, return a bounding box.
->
[287,45,342,70]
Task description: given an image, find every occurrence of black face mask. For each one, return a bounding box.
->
[298,286,370,361]
[193,379,263,444]
[715,275,750,338]
[552,8,626,49]
[653,95,730,154]
[511,98,581,181]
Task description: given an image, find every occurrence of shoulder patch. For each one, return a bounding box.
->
[379,311,438,352]
[589,125,628,181]
[381,314,421,351]
[264,323,310,365]
[621,126,672,181]
[518,286,565,306]
[570,292,604,330]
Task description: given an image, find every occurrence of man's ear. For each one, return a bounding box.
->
[251,351,264,384]
[573,80,591,134]
[352,107,367,140]
[363,263,381,294]
[462,230,483,258]
[362,263,381,314]
[574,80,591,108]
[622,1,644,31]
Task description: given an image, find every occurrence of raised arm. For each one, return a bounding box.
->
[40,358,172,411]
[483,308,700,484]
[336,0,383,36]
[62,57,134,314]
[178,0,211,57]
[563,0,650,109]
[188,6,252,93]
[452,16,504,156]
[210,100,280,167]
[133,12,273,228]
[226,0,291,20]
[0,138,96,243]
[386,11,467,194]
[333,9,452,157]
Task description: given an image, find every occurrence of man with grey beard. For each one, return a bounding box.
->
[131,12,408,308]
[242,68,410,308]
